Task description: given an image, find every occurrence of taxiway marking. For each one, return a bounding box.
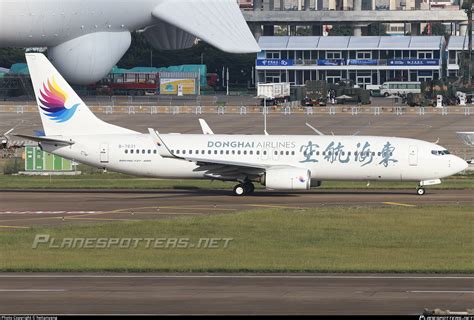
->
[383,202,416,207]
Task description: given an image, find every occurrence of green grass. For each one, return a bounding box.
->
[0,205,472,272]
[0,173,473,190]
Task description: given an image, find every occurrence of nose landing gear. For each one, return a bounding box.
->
[233,182,255,196]
[416,186,426,196]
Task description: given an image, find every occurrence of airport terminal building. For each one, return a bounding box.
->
[255,36,447,87]
[446,36,469,78]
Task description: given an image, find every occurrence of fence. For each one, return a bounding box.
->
[1,104,473,116]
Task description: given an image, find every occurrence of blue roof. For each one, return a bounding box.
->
[259,36,444,50]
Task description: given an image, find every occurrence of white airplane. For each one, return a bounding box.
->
[0,0,259,84]
[18,53,468,196]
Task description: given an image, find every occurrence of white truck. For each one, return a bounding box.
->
[257,82,291,105]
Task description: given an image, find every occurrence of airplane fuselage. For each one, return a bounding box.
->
[0,0,157,47]
[42,133,465,184]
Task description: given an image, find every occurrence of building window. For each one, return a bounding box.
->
[418,51,433,59]
[326,51,341,59]
[356,51,371,59]
[266,51,281,59]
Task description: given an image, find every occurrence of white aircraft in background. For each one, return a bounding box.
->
[18,54,468,196]
[0,0,259,84]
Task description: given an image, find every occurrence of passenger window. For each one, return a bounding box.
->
[142,150,145,154]
[244,151,247,155]
[226,150,230,155]
[125,150,128,154]
[237,150,241,155]
[291,151,295,155]
[256,151,260,155]
[131,150,134,154]
[214,150,218,155]
[286,151,289,155]
[208,150,212,154]
[148,150,151,154]
[153,150,157,154]
[220,150,224,155]
[189,150,193,154]
[182,150,186,154]
[250,151,253,155]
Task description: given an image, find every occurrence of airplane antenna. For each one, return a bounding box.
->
[305,123,325,136]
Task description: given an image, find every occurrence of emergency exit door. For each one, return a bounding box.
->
[408,145,418,166]
[100,144,109,163]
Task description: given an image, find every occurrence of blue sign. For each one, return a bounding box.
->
[317,59,346,66]
[256,59,294,67]
[347,59,378,66]
[388,59,439,66]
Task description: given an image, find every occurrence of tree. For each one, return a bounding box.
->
[0,48,26,68]
[328,25,353,36]
[118,32,256,86]
[422,23,448,37]
[368,23,387,36]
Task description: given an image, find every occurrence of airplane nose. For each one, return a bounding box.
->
[453,156,469,173]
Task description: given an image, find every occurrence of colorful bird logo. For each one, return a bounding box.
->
[298,176,306,183]
[39,77,79,123]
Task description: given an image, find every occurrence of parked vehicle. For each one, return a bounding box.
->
[257,82,291,105]
[380,81,421,97]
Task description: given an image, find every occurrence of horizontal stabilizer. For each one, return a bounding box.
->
[14,134,74,146]
[152,0,260,53]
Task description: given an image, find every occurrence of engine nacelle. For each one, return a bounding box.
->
[48,31,131,85]
[263,168,311,190]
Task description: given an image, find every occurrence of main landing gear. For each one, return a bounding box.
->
[233,182,255,196]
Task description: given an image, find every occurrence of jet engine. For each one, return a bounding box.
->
[262,168,311,190]
[48,32,132,85]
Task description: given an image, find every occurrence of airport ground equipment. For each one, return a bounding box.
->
[257,82,291,105]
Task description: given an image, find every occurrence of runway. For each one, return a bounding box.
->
[0,273,472,314]
[0,189,472,228]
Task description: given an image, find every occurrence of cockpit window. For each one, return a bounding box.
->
[431,150,450,156]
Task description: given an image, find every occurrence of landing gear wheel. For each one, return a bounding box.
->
[416,187,426,196]
[245,183,255,194]
[233,184,246,196]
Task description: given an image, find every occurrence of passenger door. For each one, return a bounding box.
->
[100,144,109,163]
[408,145,418,166]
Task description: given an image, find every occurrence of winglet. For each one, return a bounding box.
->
[198,119,214,135]
[148,128,175,158]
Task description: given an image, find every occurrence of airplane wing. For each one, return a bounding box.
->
[149,128,289,181]
[151,0,260,53]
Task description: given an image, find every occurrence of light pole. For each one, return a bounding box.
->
[226,67,230,96]
[462,0,473,85]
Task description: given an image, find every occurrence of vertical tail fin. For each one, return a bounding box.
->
[26,53,134,136]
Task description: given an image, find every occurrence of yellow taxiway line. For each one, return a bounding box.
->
[383,202,416,207]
